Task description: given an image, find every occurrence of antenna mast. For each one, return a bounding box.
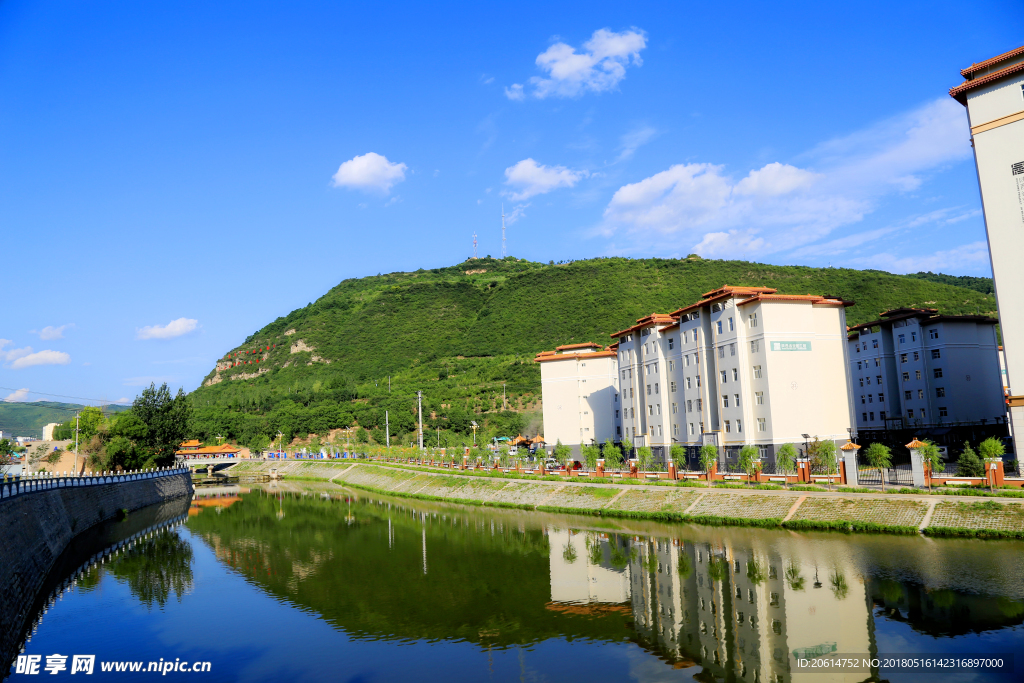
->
[501,204,506,258]
[472,232,478,259]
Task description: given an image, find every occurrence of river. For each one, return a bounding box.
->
[7,481,1023,682]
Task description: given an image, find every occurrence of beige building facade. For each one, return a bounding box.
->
[535,343,619,457]
[951,45,1024,469]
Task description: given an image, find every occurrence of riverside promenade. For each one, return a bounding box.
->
[227,460,1024,539]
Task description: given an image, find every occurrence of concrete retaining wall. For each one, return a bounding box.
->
[0,470,192,665]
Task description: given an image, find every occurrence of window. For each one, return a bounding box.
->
[875,358,881,367]
[929,329,939,340]
[749,313,758,327]
[644,343,648,355]
[725,420,732,433]
[934,368,943,379]
[757,418,766,432]
[913,351,919,361]
[687,400,693,412]
[672,402,678,414]
[911,331,917,342]
[719,346,726,359]
[880,411,886,419]
[861,395,866,404]
[716,321,723,334]
[905,390,912,400]
[862,412,868,422]
[939,406,948,418]
[873,339,879,349]
[696,375,701,387]
[729,317,734,331]
[615,410,619,419]
[876,375,882,384]
[869,412,874,420]
[685,354,690,367]
[647,384,651,395]
[899,334,906,344]
[878,392,885,402]
[683,331,688,344]
[868,394,873,403]
[901,353,908,363]
[857,361,862,370]
[622,370,627,380]
[723,395,730,408]
[721,370,727,383]
[648,405,654,416]
[730,343,736,356]
[916,370,922,380]
[689,423,695,435]
[931,349,941,359]
[732,368,739,381]
[755,391,764,405]
[668,360,674,372]
[657,404,662,415]
[671,381,677,392]
[734,394,740,408]
[655,383,659,394]
[917,389,924,399]
[921,409,926,420]
[866,376,872,385]
[736,419,742,432]
[697,399,702,411]
[856,344,860,353]
[902,372,910,381]
[907,409,914,418]
[936,387,945,398]
[617,426,622,436]
[753,365,762,379]
[859,378,864,387]
[751,340,759,353]
[668,337,675,350]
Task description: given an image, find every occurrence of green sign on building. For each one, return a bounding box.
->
[771,341,812,352]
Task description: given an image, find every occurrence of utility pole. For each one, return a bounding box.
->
[503,384,506,410]
[73,413,80,475]
[388,375,391,393]
[417,391,424,452]
[385,410,390,447]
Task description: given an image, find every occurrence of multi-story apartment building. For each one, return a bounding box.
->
[535,343,619,457]
[847,308,1003,432]
[613,286,854,468]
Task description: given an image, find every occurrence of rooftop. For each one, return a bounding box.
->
[950,44,1024,105]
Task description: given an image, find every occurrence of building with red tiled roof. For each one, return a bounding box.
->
[951,45,1024,474]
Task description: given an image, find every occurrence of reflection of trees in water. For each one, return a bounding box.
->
[105,531,194,608]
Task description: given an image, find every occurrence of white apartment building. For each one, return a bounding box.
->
[951,45,1024,467]
[847,308,1003,431]
[535,342,619,457]
[612,286,854,468]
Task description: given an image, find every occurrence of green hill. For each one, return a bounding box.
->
[0,401,128,439]
[190,256,998,448]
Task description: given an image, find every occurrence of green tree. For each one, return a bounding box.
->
[819,440,838,491]
[700,444,718,487]
[738,445,760,484]
[636,446,653,472]
[957,441,984,478]
[250,434,271,455]
[978,437,1005,490]
[132,383,194,465]
[776,443,797,489]
[919,440,944,491]
[355,427,369,444]
[670,444,687,473]
[553,439,572,464]
[602,439,623,471]
[864,442,892,492]
[580,443,600,471]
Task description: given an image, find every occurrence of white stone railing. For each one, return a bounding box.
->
[0,466,188,501]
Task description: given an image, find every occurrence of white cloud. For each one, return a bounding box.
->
[116,397,130,403]
[850,241,991,274]
[3,388,30,402]
[599,98,970,258]
[616,125,657,161]
[504,203,530,225]
[508,28,647,100]
[503,158,587,201]
[10,350,71,369]
[136,318,198,340]
[32,324,74,340]
[330,152,408,194]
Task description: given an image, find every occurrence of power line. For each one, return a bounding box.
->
[0,386,130,407]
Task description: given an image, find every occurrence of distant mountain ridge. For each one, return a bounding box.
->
[0,401,129,439]
[186,256,999,449]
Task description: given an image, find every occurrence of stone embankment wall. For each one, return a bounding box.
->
[230,460,1024,538]
[0,472,192,665]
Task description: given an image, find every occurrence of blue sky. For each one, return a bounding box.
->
[1,1,1021,405]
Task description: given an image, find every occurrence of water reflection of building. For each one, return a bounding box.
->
[546,529,877,681]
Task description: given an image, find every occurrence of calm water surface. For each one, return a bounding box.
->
[7,481,1024,682]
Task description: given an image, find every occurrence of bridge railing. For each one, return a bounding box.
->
[0,466,188,502]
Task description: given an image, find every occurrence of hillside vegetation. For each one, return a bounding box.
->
[0,401,128,439]
[189,256,998,449]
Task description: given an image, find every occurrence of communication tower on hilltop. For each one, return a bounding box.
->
[501,204,506,258]
[472,232,477,259]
